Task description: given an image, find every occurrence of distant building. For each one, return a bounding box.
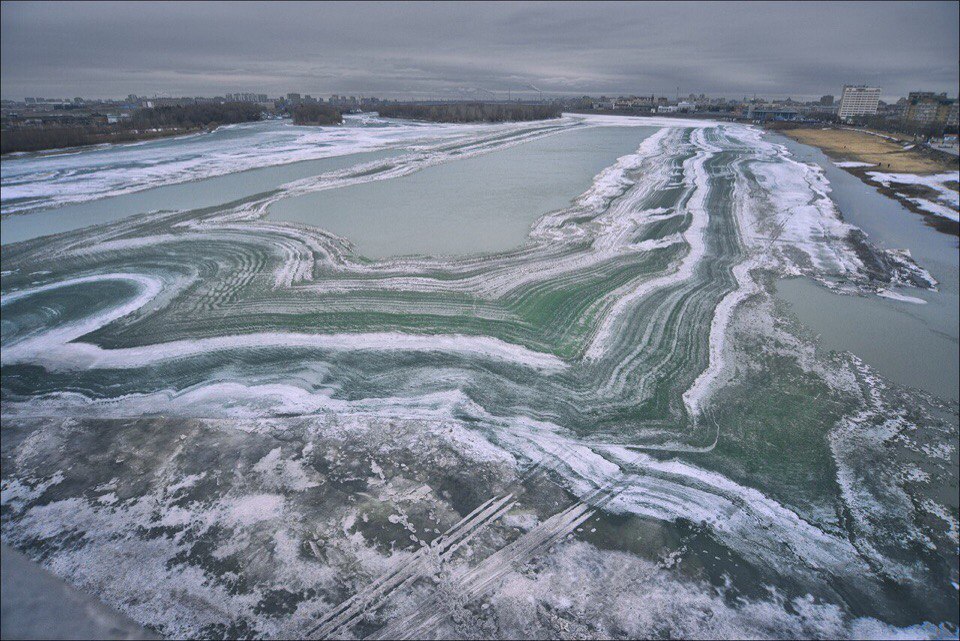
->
[286,93,302,105]
[838,85,880,119]
[806,104,838,118]
[225,92,264,103]
[607,96,657,112]
[746,105,801,122]
[905,93,941,124]
[904,91,958,127]
[819,95,834,106]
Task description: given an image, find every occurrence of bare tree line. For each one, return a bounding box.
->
[376,102,562,123]
[2,102,263,154]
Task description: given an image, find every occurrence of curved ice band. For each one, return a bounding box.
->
[1,274,568,373]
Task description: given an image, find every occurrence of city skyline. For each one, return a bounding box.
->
[7,87,956,107]
[2,1,958,102]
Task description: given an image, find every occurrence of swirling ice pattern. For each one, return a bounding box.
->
[1,116,954,639]
[0,122,927,434]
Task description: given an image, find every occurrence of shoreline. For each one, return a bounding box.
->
[775,126,959,237]
[0,124,221,158]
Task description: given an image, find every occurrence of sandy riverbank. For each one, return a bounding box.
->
[779,127,950,173]
[779,127,959,235]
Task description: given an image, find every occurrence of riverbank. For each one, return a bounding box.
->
[1,124,218,156]
[769,130,960,402]
[777,127,949,172]
[292,103,343,125]
[776,126,959,235]
[2,102,264,154]
[377,102,561,123]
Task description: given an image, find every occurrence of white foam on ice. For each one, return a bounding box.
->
[484,540,953,640]
[867,170,960,209]
[877,289,928,304]
[3,330,567,374]
[584,126,719,360]
[834,161,876,168]
[1,117,573,215]
[903,196,960,222]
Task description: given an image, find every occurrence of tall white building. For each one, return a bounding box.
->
[838,85,881,119]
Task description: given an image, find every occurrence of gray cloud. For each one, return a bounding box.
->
[2,1,957,100]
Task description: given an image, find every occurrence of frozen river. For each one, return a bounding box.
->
[1,114,957,640]
[771,133,959,402]
[266,125,654,257]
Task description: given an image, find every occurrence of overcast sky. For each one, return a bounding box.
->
[2,1,958,101]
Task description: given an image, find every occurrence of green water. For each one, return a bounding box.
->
[2,121,957,639]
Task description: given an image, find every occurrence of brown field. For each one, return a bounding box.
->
[780,128,951,174]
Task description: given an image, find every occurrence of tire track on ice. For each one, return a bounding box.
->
[303,493,518,639]
[368,499,599,640]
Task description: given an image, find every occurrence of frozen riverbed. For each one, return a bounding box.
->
[1,114,957,640]
[266,125,654,257]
